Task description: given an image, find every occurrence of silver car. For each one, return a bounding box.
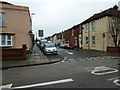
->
[43,43,57,55]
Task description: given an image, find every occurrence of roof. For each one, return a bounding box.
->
[81,5,120,24]
[0,1,13,5]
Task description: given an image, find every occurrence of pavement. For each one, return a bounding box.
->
[2,45,64,70]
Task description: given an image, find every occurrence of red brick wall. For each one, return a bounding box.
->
[63,26,80,47]
[1,44,27,60]
[107,46,120,53]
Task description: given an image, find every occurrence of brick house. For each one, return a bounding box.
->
[63,25,80,48]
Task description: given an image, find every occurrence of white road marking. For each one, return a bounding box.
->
[64,50,73,55]
[12,78,73,89]
[83,67,96,70]
[91,66,118,75]
[113,79,120,86]
[67,59,74,62]
[107,77,120,81]
[68,52,73,54]
[0,84,12,89]
[83,66,118,75]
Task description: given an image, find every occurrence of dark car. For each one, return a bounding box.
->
[39,39,48,51]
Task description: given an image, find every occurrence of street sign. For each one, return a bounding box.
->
[38,30,44,37]
[28,30,33,36]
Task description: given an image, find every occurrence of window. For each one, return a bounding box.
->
[0,12,6,26]
[91,21,95,30]
[92,36,95,45]
[72,29,74,36]
[0,35,12,47]
[86,37,88,45]
[111,18,116,28]
[86,24,89,32]
[111,35,115,44]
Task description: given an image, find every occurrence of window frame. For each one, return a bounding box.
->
[85,23,89,32]
[0,35,12,47]
[91,21,95,31]
[92,36,95,45]
[72,29,74,36]
[0,12,6,27]
[111,18,116,28]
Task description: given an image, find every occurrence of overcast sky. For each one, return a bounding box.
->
[1,0,120,38]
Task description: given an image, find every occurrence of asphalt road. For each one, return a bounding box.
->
[46,47,118,63]
[2,47,120,89]
[2,54,120,89]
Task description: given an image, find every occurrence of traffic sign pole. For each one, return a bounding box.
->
[102,33,106,52]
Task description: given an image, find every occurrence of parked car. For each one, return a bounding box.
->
[59,43,69,48]
[43,43,57,55]
[63,44,74,49]
[39,39,48,50]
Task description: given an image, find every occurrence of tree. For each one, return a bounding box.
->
[108,16,120,47]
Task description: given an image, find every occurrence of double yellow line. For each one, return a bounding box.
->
[53,57,68,65]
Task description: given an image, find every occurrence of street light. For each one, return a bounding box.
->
[30,13,35,53]
[31,13,35,31]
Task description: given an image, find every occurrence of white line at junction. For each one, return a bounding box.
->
[12,78,73,89]
[0,84,12,89]
[68,52,73,54]
[107,77,120,81]
[113,79,120,86]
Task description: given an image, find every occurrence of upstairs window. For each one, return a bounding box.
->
[86,24,89,32]
[111,18,116,28]
[72,29,74,36]
[0,12,6,27]
[0,35,12,47]
[91,21,95,31]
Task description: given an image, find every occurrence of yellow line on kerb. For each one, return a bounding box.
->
[53,57,68,65]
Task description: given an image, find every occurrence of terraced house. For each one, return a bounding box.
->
[0,2,33,59]
[81,5,120,52]
[63,25,82,48]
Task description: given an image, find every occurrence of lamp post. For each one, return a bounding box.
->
[30,13,35,53]
[31,13,35,31]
